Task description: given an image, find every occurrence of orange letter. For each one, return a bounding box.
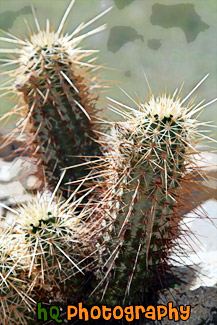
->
[113,306,124,320]
[78,302,89,321]
[67,306,77,320]
[90,306,101,320]
[180,305,191,321]
[135,306,146,320]
[157,305,167,321]
[168,302,179,321]
[124,306,134,322]
[102,306,112,321]
[145,306,156,320]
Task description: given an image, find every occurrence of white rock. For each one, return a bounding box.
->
[171,199,217,289]
[0,162,11,182]
[26,175,41,189]
[0,157,37,183]
[0,181,25,199]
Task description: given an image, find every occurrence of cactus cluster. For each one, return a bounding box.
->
[0,0,217,324]
[0,0,109,322]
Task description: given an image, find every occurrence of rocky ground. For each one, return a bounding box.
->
[0,138,217,325]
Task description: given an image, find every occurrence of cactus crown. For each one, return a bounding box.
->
[15,190,86,276]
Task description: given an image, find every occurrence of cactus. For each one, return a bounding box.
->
[90,77,217,306]
[0,0,111,197]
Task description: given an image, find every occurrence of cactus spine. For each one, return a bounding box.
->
[91,81,217,306]
[0,0,111,197]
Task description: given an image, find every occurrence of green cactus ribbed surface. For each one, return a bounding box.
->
[16,49,100,196]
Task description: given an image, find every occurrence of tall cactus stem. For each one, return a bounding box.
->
[91,78,217,306]
[0,0,112,197]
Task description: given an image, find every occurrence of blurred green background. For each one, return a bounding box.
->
[0,0,216,139]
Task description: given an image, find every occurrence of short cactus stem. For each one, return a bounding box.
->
[0,188,100,323]
[92,83,217,306]
[0,170,103,322]
[14,190,89,290]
